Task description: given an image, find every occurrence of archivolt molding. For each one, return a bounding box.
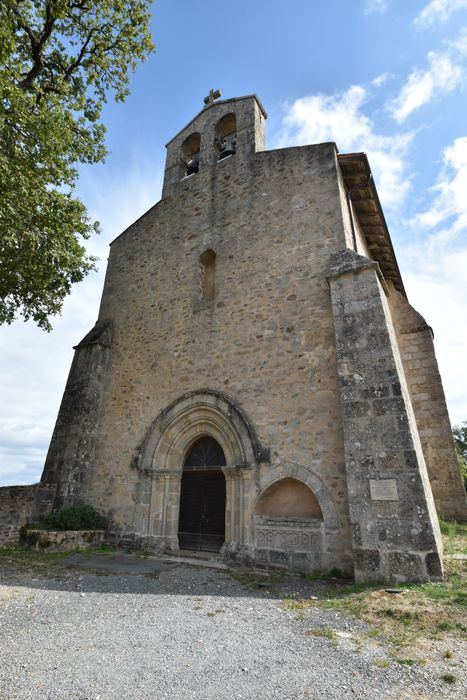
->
[133,390,269,474]
[253,463,339,530]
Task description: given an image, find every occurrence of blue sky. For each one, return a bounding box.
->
[1,0,467,486]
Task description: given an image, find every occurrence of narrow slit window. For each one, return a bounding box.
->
[200,249,216,300]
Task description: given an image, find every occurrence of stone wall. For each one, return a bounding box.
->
[76,106,354,569]
[41,322,112,508]
[388,286,467,520]
[0,484,54,546]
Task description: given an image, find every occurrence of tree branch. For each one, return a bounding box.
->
[15,2,57,91]
[63,26,98,81]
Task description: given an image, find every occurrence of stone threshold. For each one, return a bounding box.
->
[162,551,228,570]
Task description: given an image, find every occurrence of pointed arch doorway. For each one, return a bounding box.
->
[178,436,226,552]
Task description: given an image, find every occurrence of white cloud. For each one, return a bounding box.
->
[449,26,467,54]
[276,85,414,210]
[365,0,388,14]
[401,241,467,426]
[388,51,464,123]
[409,136,467,231]
[0,161,163,486]
[400,135,467,425]
[372,71,394,88]
[415,0,467,26]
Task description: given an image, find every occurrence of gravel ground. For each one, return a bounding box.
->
[0,553,465,700]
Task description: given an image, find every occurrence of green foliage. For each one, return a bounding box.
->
[0,1,154,329]
[395,658,417,666]
[452,421,467,490]
[441,673,456,684]
[39,503,107,530]
[305,628,337,640]
[438,519,467,557]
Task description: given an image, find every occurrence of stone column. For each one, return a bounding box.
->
[148,471,181,551]
[222,467,242,545]
[238,467,255,544]
[41,321,112,508]
[328,250,443,583]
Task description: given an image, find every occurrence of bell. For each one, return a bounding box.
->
[218,135,236,160]
[186,155,199,176]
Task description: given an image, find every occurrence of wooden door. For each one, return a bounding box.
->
[178,436,226,552]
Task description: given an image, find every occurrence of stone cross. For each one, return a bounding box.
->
[204,89,221,107]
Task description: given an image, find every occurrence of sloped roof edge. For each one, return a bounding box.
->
[338,152,407,299]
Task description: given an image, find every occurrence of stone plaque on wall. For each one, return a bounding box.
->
[369,479,398,501]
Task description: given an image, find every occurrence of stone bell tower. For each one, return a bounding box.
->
[30,90,466,583]
[162,90,266,196]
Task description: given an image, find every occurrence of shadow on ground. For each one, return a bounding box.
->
[0,550,334,599]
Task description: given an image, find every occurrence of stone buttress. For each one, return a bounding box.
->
[329,250,443,582]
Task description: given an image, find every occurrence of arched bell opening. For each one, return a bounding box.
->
[214,113,237,161]
[177,435,226,552]
[180,132,201,177]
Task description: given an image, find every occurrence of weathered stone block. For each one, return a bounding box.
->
[290,551,320,573]
[354,548,380,572]
[425,551,443,579]
[21,529,105,552]
[270,549,289,565]
[387,552,423,581]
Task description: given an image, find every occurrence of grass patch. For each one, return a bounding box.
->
[230,571,284,590]
[283,597,308,610]
[280,522,467,655]
[440,519,467,556]
[282,597,310,621]
[301,567,350,582]
[0,546,72,563]
[84,544,116,554]
[441,673,456,684]
[305,628,337,640]
[0,546,75,578]
[0,545,119,577]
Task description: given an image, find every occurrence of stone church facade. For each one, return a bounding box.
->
[4,92,465,582]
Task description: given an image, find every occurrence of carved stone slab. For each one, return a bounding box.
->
[255,519,322,552]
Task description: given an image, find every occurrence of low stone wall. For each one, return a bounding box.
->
[0,484,55,546]
[0,485,37,545]
[21,529,105,552]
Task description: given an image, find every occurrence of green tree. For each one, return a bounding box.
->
[452,421,467,491]
[0,1,154,330]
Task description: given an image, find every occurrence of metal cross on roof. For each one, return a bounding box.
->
[203,89,221,107]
